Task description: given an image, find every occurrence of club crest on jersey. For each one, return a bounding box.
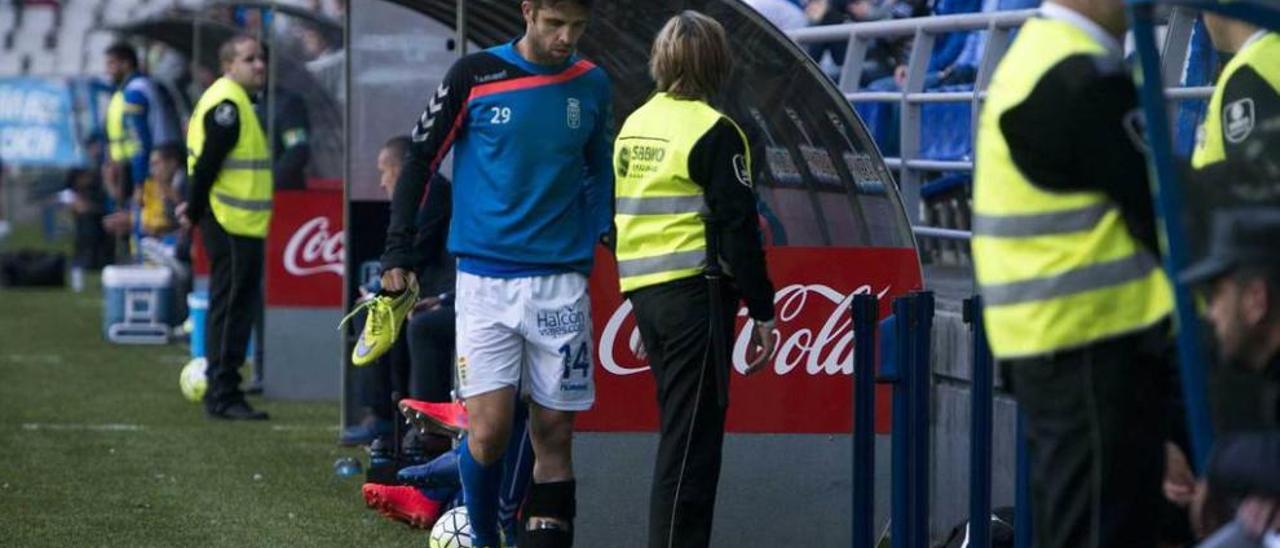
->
[567,98,581,129]
[1225,98,1255,144]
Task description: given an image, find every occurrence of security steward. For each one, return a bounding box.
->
[1192,14,1280,174]
[104,42,181,259]
[179,35,273,421]
[972,1,1174,546]
[1181,12,1280,448]
[613,11,776,548]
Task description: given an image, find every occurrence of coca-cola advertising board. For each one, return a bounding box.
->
[582,246,921,434]
[266,190,344,307]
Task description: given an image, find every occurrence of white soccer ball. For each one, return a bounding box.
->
[179,358,207,402]
[428,506,473,548]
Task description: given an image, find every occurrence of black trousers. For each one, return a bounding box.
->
[1006,323,1173,548]
[201,215,264,411]
[630,277,738,548]
[407,304,456,403]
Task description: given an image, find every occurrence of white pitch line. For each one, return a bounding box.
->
[20,423,145,432]
[3,354,64,365]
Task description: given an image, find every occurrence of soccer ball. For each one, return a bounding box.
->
[179,358,207,402]
[429,506,473,548]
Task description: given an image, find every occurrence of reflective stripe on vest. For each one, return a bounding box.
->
[1192,32,1280,169]
[972,17,1172,359]
[213,192,273,211]
[106,91,139,162]
[187,77,273,237]
[613,93,750,293]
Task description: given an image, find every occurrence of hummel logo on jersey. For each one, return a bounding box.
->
[474,71,508,84]
[412,85,450,142]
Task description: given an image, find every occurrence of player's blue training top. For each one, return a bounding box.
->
[381,38,614,278]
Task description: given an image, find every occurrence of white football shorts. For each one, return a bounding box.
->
[454,271,595,411]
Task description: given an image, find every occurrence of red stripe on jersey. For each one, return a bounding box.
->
[419,108,467,207]
[468,59,597,101]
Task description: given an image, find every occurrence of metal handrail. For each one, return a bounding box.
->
[912,226,973,240]
[785,8,1208,242]
[788,9,1038,42]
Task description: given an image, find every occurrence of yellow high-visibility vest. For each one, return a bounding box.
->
[613,93,751,293]
[187,77,273,238]
[973,17,1172,359]
[106,90,140,162]
[1192,32,1280,168]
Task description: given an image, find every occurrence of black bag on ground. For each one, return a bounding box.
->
[0,250,67,287]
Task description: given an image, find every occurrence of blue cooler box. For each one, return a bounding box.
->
[185,290,254,358]
[188,291,208,358]
[186,291,255,360]
[102,265,173,344]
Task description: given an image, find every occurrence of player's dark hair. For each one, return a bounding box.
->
[530,0,592,10]
[105,42,138,67]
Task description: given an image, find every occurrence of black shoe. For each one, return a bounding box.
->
[207,401,269,421]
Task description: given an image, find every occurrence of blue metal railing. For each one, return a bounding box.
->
[965,296,993,548]
[879,291,934,548]
[851,294,879,548]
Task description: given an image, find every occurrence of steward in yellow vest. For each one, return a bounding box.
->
[1193,16,1280,202]
[104,43,182,196]
[613,11,775,548]
[185,74,273,238]
[972,2,1174,547]
[180,35,272,421]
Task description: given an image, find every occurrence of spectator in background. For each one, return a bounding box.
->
[140,144,183,240]
[103,42,182,207]
[341,136,422,447]
[255,83,312,191]
[803,0,854,78]
[1179,207,1280,544]
[805,0,931,85]
[69,134,116,270]
[300,24,344,103]
[103,42,183,259]
[746,0,809,31]
[863,0,988,91]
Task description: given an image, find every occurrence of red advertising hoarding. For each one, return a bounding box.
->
[581,246,922,434]
[265,190,344,308]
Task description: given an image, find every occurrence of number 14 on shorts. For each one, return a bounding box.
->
[559,342,590,380]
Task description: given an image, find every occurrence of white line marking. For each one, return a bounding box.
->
[21,423,144,432]
[4,354,64,364]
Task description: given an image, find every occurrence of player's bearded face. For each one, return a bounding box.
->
[524,2,589,63]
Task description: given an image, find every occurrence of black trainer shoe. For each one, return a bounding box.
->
[208,401,269,421]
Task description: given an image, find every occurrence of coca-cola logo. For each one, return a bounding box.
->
[284,217,344,277]
[599,283,892,377]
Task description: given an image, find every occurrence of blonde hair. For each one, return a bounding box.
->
[650,10,733,101]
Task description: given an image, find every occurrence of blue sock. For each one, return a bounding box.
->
[419,485,456,502]
[460,440,503,547]
[499,405,534,542]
